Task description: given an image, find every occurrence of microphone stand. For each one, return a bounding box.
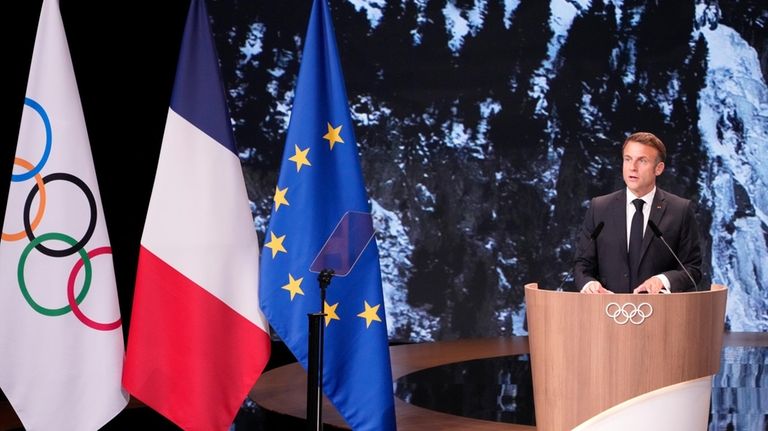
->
[307,269,334,431]
[647,220,698,291]
[556,221,605,291]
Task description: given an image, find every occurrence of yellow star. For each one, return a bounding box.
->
[323,123,344,150]
[288,144,312,172]
[273,185,289,212]
[356,301,382,328]
[264,231,287,258]
[324,301,340,326]
[281,274,304,301]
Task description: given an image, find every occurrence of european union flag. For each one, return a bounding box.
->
[258,1,397,430]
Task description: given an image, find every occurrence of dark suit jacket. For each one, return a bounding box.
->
[573,188,702,293]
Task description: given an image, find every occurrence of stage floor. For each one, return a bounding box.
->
[250,332,768,431]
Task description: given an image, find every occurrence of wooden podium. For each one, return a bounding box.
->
[524,283,727,430]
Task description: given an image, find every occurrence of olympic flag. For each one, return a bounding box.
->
[122,1,270,430]
[0,0,128,429]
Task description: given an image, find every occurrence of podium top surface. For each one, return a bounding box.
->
[524,282,727,295]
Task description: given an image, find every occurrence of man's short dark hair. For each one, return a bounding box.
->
[622,132,667,162]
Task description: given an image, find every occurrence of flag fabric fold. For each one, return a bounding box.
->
[259,0,397,430]
[0,0,128,429]
[122,0,270,430]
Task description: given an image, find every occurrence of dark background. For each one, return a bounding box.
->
[206,0,768,340]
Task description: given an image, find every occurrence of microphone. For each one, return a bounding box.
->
[557,221,604,291]
[646,220,698,291]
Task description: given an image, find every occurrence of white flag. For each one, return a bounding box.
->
[0,0,128,429]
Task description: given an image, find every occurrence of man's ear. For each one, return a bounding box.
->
[655,161,665,176]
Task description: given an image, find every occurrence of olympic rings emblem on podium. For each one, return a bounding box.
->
[605,302,653,325]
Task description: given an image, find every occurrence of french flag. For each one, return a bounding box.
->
[122,1,270,430]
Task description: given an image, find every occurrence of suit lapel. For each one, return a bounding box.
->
[639,188,667,262]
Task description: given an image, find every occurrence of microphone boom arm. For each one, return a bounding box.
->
[558,221,604,291]
[647,220,698,291]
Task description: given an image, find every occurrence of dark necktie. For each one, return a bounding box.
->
[628,198,645,289]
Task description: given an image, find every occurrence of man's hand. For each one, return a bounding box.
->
[633,277,668,294]
[580,281,614,294]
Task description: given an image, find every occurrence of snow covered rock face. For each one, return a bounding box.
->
[208,0,767,339]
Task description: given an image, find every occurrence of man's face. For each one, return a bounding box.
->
[622,140,665,197]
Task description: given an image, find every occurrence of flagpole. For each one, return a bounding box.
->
[307,269,333,431]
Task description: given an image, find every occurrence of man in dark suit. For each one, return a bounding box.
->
[573,132,702,294]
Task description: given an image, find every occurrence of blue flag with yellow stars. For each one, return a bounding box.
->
[258,0,396,430]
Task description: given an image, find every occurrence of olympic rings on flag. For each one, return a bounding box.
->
[18,232,91,317]
[1,157,47,241]
[23,172,97,257]
[5,98,118,332]
[605,302,653,325]
[12,98,52,182]
[67,246,122,331]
